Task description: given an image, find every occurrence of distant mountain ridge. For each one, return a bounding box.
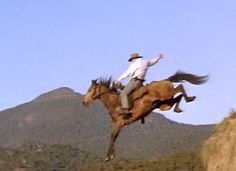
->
[0,87,215,159]
[33,87,80,102]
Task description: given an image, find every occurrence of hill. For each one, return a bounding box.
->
[202,110,236,171]
[0,87,214,160]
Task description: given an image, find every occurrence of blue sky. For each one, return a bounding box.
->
[0,0,235,124]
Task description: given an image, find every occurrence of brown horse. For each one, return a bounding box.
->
[82,71,208,161]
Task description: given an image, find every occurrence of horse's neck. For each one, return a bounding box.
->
[99,90,119,114]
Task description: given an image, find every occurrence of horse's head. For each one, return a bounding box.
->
[82,80,101,106]
[82,77,117,106]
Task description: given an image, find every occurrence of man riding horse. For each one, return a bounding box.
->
[117,53,163,118]
[82,53,207,161]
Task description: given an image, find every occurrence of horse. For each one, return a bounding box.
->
[82,71,208,161]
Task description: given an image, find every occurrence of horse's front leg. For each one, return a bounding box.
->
[105,120,125,162]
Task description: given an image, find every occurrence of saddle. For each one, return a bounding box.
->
[117,82,148,105]
[117,83,148,124]
[129,85,148,102]
[130,85,148,124]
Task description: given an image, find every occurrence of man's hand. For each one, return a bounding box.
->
[159,53,163,59]
[115,81,122,87]
[115,81,124,90]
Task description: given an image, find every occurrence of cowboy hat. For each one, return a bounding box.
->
[128,53,143,62]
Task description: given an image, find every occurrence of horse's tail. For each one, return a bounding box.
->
[166,71,208,85]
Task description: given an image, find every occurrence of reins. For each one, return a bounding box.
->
[93,89,113,99]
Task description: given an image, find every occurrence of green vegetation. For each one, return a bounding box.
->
[0,144,204,171]
[82,150,204,171]
[0,144,102,171]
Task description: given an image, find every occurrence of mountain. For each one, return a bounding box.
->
[0,87,215,160]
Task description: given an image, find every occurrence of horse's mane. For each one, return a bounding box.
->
[97,77,118,92]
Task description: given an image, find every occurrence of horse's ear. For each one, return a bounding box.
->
[92,79,98,84]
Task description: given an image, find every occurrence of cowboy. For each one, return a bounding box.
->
[117,53,164,117]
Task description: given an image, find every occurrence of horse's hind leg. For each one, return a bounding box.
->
[174,84,196,102]
[159,94,183,113]
[173,94,183,113]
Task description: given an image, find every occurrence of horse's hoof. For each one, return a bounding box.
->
[160,104,171,111]
[105,157,110,162]
[174,107,183,113]
[187,96,196,102]
[105,154,115,162]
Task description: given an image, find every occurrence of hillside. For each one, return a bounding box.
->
[0,144,102,171]
[0,143,204,171]
[0,87,214,160]
[202,110,236,171]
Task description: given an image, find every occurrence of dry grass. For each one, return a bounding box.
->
[201,110,236,171]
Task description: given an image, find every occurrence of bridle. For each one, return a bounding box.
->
[92,85,112,99]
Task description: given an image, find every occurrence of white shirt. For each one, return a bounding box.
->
[118,57,160,82]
